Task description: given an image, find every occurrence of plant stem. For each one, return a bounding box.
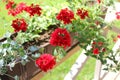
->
[4,74,14,79]
[28,56,35,62]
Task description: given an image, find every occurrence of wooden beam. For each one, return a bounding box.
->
[64,49,89,80]
[100,39,120,80]
[93,60,102,80]
[111,26,120,34]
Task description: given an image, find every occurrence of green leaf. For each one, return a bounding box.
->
[58,53,64,59]
[0,67,7,75]
[22,55,28,60]
[19,49,25,57]
[31,35,40,39]
[53,49,58,56]
[4,32,11,38]
[21,60,27,66]
[0,59,4,68]
[2,43,10,48]
[32,53,40,58]
[103,68,108,71]
[39,48,44,53]
[28,46,39,52]
[10,41,16,45]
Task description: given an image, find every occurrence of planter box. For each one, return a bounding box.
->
[0,26,79,80]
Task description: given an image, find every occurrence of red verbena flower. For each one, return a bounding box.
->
[113,34,120,42]
[118,34,120,38]
[116,12,120,19]
[113,37,117,42]
[97,0,101,4]
[102,48,106,52]
[93,48,99,55]
[35,54,56,72]
[56,8,74,24]
[16,2,27,13]
[8,9,17,16]
[98,42,103,46]
[7,2,27,16]
[92,41,96,45]
[95,21,100,25]
[50,28,71,48]
[76,8,88,19]
[11,18,27,32]
[25,4,42,16]
[5,1,15,9]
[92,41,96,48]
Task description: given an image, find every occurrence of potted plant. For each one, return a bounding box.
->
[0,0,119,80]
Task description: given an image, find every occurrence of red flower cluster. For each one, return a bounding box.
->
[24,4,42,16]
[50,28,71,48]
[93,48,99,55]
[113,37,117,42]
[92,41,106,55]
[5,1,15,9]
[95,21,100,25]
[113,34,120,42]
[116,12,120,19]
[56,8,74,24]
[35,54,56,72]
[97,0,101,4]
[11,18,27,32]
[16,3,27,13]
[6,1,42,16]
[6,2,27,16]
[76,8,88,19]
[118,34,120,38]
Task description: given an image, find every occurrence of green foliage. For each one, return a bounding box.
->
[53,47,67,61]
[0,36,26,74]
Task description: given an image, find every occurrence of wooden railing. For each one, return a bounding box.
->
[63,27,120,80]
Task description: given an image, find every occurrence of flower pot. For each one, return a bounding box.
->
[0,25,78,80]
